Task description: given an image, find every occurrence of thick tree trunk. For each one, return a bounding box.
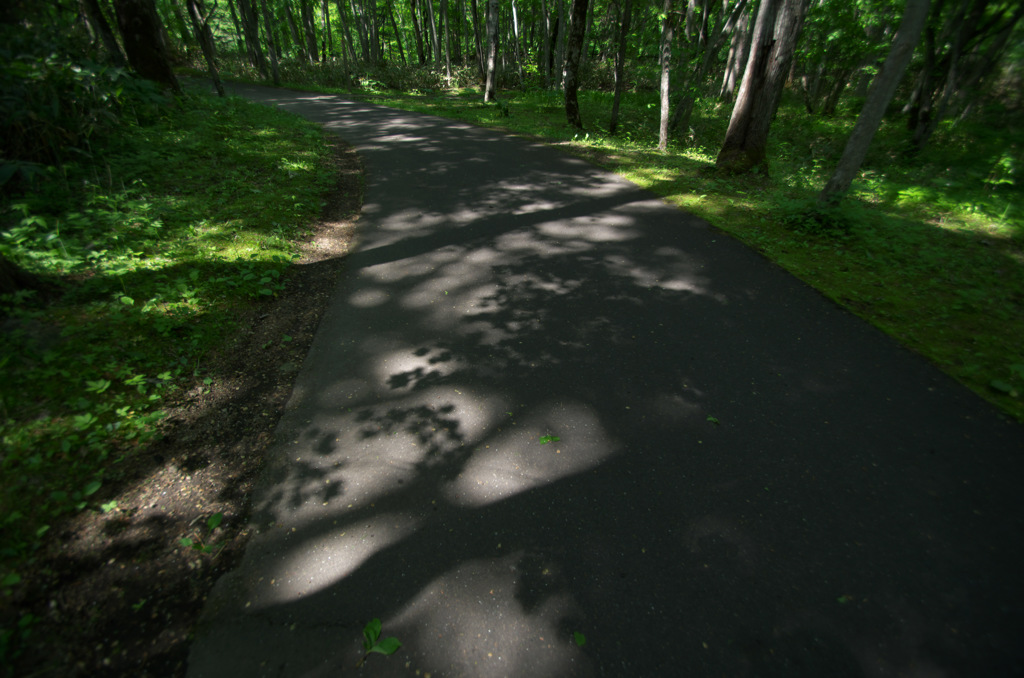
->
[715,0,808,174]
[113,0,181,92]
[562,0,589,129]
[483,0,499,101]
[185,0,225,96]
[608,0,632,134]
[440,0,453,79]
[657,0,674,151]
[819,0,930,205]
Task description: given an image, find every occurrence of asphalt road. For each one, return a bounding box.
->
[186,83,1024,677]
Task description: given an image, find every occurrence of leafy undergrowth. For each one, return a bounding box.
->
[0,90,335,597]
[224,69,1022,422]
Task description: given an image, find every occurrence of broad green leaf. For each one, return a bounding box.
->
[1,573,21,588]
[573,631,586,646]
[371,637,402,655]
[207,512,223,530]
[363,618,382,649]
[539,435,560,444]
[120,296,134,306]
[83,480,102,496]
[990,379,1015,395]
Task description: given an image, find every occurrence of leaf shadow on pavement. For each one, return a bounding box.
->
[188,87,1024,678]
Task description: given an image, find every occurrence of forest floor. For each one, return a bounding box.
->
[4,140,363,678]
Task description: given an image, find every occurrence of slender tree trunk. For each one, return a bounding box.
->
[226,0,247,56]
[440,0,453,78]
[719,2,750,101]
[483,0,499,100]
[300,0,320,61]
[239,0,269,76]
[387,0,407,64]
[260,0,281,84]
[511,0,525,85]
[185,0,225,96]
[562,0,589,128]
[657,0,674,151]
[609,0,632,134]
[113,0,181,91]
[715,0,808,174]
[410,0,426,63]
[819,0,930,205]
[471,0,484,77]
[426,0,442,67]
[81,0,127,65]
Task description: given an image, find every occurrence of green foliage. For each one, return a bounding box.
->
[357,618,401,668]
[0,25,167,181]
[180,512,225,554]
[0,90,334,583]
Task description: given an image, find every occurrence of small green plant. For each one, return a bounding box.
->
[539,435,560,444]
[179,512,224,555]
[356,618,401,668]
[573,631,587,646]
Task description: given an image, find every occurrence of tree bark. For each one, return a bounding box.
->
[562,0,589,129]
[410,0,426,63]
[185,0,226,96]
[113,0,181,92]
[719,2,750,101]
[483,0,499,101]
[608,0,632,134]
[819,0,930,206]
[81,0,127,66]
[259,0,281,85]
[715,0,808,174]
[238,0,269,77]
[657,0,674,151]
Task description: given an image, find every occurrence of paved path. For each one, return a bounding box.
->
[187,84,1024,677]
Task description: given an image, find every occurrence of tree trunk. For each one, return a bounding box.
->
[471,0,484,77]
[657,0,674,151]
[387,0,407,64]
[260,0,282,85]
[410,0,426,63]
[715,0,808,174]
[426,0,441,65]
[562,0,589,129]
[226,0,248,57]
[185,0,225,96]
[719,2,750,101]
[300,0,320,62]
[81,0,127,66]
[113,0,181,92]
[483,0,499,101]
[239,0,269,77]
[440,0,453,79]
[609,0,632,134]
[819,0,930,206]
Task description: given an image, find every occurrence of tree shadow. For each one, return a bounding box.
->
[187,84,1024,678]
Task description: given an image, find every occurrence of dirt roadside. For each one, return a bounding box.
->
[3,137,363,678]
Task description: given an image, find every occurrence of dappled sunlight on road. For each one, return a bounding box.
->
[187,85,1024,678]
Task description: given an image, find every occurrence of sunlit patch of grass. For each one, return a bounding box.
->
[0,91,336,576]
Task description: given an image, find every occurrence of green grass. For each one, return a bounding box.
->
[0,91,336,581]
[213,60,1024,421]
